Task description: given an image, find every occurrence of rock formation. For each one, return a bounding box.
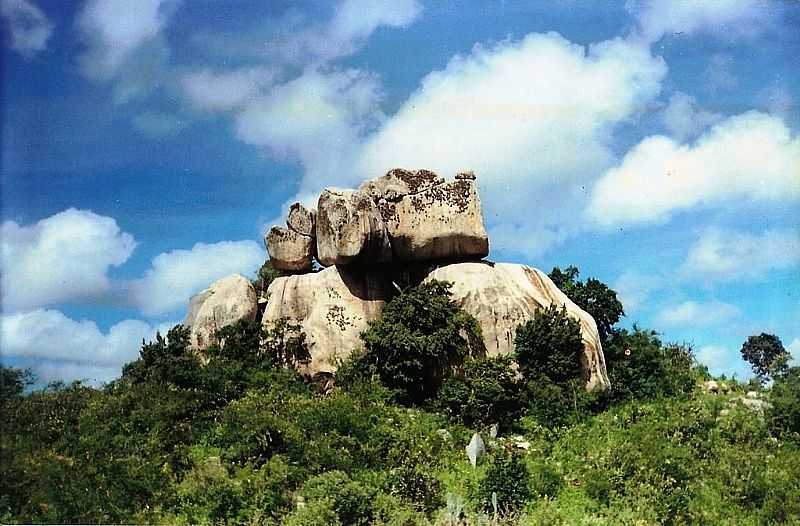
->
[190,168,610,390]
[316,189,393,266]
[266,226,314,272]
[184,274,258,351]
[262,265,391,375]
[423,262,609,390]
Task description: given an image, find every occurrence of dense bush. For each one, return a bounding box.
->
[515,304,583,385]
[603,327,698,403]
[769,366,800,440]
[357,280,483,404]
[2,265,798,524]
[435,355,521,430]
[474,451,532,515]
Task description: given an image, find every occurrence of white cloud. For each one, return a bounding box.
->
[132,111,187,137]
[180,67,277,112]
[587,111,800,226]
[358,33,666,256]
[696,344,751,379]
[129,240,264,316]
[1,209,136,312]
[628,0,771,43]
[327,0,421,54]
[655,300,741,328]
[76,0,179,80]
[613,271,664,314]
[681,227,800,283]
[264,0,421,66]
[661,91,722,141]
[0,0,53,58]
[1,309,177,385]
[236,67,384,195]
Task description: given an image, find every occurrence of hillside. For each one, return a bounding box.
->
[2,269,799,525]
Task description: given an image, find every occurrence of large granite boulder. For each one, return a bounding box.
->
[316,189,392,267]
[185,274,258,351]
[266,226,314,271]
[362,169,489,262]
[287,202,316,237]
[424,262,610,390]
[359,168,444,201]
[262,265,391,375]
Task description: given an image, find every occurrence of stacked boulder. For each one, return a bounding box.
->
[185,168,610,390]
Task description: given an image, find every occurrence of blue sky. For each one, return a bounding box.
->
[1,0,798,385]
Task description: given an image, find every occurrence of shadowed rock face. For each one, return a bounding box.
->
[262,265,391,375]
[266,226,314,271]
[185,274,258,352]
[424,262,610,390]
[287,202,316,237]
[315,189,393,267]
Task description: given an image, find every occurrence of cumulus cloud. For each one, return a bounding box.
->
[1,209,136,312]
[129,240,264,316]
[236,68,384,196]
[179,0,419,115]
[661,92,722,141]
[627,0,771,43]
[0,0,53,58]
[681,228,800,283]
[76,0,180,80]
[357,33,666,256]
[587,111,800,226]
[655,300,741,328]
[180,67,277,112]
[1,309,175,385]
[262,0,421,66]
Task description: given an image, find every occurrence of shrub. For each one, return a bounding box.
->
[769,366,800,440]
[515,304,583,385]
[474,451,532,514]
[435,355,521,430]
[296,471,377,526]
[358,280,483,404]
[604,327,698,402]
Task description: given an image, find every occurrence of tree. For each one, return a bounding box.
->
[358,280,484,404]
[548,266,624,344]
[253,260,285,298]
[515,304,584,385]
[740,333,789,382]
[769,366,800,439]
[0,366,34,401]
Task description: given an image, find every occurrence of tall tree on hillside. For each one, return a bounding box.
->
[740,333,790,382]
[549,266,624,344]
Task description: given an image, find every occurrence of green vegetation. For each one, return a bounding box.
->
[740,332,790,383]
[2,272,799,524]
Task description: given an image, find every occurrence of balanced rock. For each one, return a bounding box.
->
[316,188,392,266]
[262,265,391,375]
[359,168,444,201]
[424,262,610,390]
[185,274,258,351]
[364,169,489,262]
[287,202,316,237]
[266,226,314,271]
